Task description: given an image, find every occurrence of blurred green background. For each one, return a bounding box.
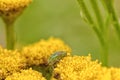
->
[0,0,120,67]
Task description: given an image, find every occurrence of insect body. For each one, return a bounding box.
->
[48,51,67,66]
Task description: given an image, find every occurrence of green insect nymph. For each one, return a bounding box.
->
[48,51,67,66]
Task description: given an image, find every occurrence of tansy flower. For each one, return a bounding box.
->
[53,55,120,80]
[0,0,32,24]
[53,55,103,80]
[0,47,26,79]
[5,68,46,80]
[21,37,71,66]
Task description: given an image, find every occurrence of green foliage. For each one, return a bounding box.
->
[77,0,120,66]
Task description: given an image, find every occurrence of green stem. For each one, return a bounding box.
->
[93,26,108,66]
[77,0,93,24]
[90,0,109,66]
[5,23,15,50]
[77,0,104,43]
[101,43,108,66]
[77,0,101,43]
[110,4,120,39]
[90,0,104,31]
[77,0,108,66]
[102,0,120,39]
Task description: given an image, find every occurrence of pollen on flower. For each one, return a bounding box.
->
[21,37,71,66]
[1,39,120,80]
[0,0,32,11]
[5,68,46,80]
[0,46,26,79]
[110,67,120,80]
[53,55,120,80]
[53,55,103,80]
[0,0,32,24]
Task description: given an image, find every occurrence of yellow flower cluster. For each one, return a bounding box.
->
[0,38,71,79]
[0,0,32,23]
[0,38,120,80]
[0,46,26,80]
[5,68,46,80]
[21,38,71,66]
[53,55,120,80]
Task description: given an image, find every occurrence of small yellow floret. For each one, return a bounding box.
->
[21,38,71,66]
[5,68,46,80]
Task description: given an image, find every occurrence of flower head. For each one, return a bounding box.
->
[5,68,46,80]
[53,55,120,80]
[0,0,32,24]
[53,55,103,80]
[21,37,71,66]
[0,47,26,79]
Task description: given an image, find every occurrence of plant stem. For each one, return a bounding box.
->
[77,0,104,44]
[110,4,120,39]
[101,43,108,66]
[5,22,15,50]
[93,26,108,66]
[102,0,120,39]
[90,0,104,31]
[77,0,101,42]
[90,0,109,66]
[77,0,108,66]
